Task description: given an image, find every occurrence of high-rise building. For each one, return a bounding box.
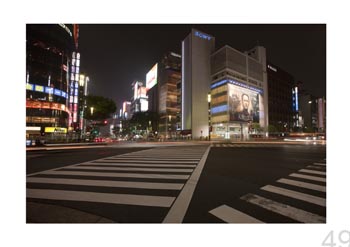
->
[26,24,79,140]
[146,52,182,137]
[267,62,294,133]
[182,29,215,139]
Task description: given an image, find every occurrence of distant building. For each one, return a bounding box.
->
[146,52,181,137]
[267,62,294,133]
[131,81,148,116]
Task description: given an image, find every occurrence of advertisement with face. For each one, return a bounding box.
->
[228,84,260,122]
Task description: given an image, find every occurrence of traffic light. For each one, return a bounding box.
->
[103,120,107,125]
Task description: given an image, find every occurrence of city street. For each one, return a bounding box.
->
[26,141,326,223]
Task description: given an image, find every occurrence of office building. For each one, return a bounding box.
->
[267,62,294,132]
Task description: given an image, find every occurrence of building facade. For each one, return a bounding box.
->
[26,24,79,140]
[210,45,268,140]
[182,29,215,139]
[267,62,294,133]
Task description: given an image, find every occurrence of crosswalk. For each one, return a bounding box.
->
[27,145,210,222]
[209,161,326,223]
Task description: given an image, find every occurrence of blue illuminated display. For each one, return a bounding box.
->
[211,105,228,114]
[211,79,263,94]
[194,31,212,41]
[54,89,62,96]
[45,87,53,94]
[26,83,67,98]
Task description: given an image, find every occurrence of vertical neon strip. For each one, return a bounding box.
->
[181,40,185,130]
[295,87,299,111]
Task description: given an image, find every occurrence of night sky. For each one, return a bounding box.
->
[78,24,326,109]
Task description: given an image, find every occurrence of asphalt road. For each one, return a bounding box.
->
[184,143,326,223]
[26,142,326,223]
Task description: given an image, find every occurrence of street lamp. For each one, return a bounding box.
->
[90,107,94,116]
[208,93,211,141]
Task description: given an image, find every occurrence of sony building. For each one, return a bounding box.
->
[181,29,215,139]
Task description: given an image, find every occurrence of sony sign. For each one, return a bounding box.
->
[194,31,212,41]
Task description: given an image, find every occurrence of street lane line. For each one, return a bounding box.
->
[41,170,190,180]
[260,185,326,207]
[313,162,326,166]
[64,166,193,173]
[163,146,211,223]
[299,169,326,176]
[80,163,197,168]
[277,178,326,192]
[27,177,184,190]
[289,173,326,182]
[27,189,175,207]
[209,204,263,223]
[241,194,326,223]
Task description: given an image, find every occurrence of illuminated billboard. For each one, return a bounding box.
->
[228,84,260,122]
[146,63,158,90]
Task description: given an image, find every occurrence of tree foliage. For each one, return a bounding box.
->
[84,95,117,120]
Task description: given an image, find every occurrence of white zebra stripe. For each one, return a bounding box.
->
[241,194,325,223]
[209,204,263,223]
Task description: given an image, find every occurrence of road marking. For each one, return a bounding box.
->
[307,165,326,170]
[81,163,197,168]
[65,166,194,173]
[277,178,326,192]
[289,173,326,182]
[209,204,263,223]
[241,194,326,223]
[41,170,190,180]
[89,160,198,164]
[104,157,201,161]
[313,162,326,166]
[27,177,184,190]
[27,189,175,207]
[163,146,211,223]
[260,185,326,207]
[299,169,326,176]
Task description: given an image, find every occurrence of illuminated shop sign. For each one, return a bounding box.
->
[194,31,212,41]
[45,127,67,133]
[27,83,68,98]
[54,89,62,96]
[26,100,70,115]
[26,83,34,91]
[34,85,44,92]
[146,63,158,90]
[45,87,53,94]
[211,79,263,94]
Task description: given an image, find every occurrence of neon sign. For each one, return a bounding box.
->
[194,31,212,41]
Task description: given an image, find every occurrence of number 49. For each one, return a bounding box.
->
[322,230,350,247]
